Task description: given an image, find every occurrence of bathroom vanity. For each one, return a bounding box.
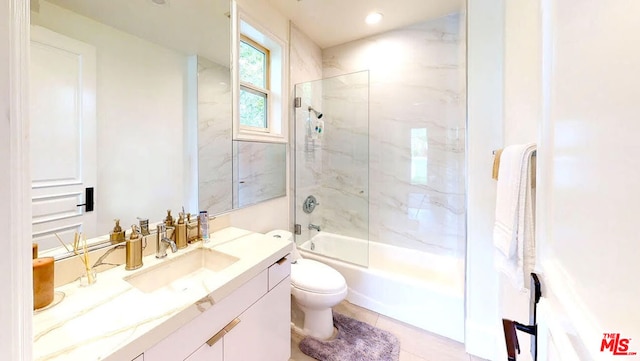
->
[33,228,291,361]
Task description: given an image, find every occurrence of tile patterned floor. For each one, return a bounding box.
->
[290,301,487,361]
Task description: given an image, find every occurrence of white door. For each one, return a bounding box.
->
[30,25,97,251]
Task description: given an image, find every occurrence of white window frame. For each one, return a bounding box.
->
[232,2,287,142]
[239,35,271,133]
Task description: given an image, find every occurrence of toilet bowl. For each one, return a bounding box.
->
[266,230,347,340]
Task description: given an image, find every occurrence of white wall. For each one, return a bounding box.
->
[290,24,323,240]
[236,0,288,43]
[503,0,541,146]
[228,0,291,232]
[497,1,542,360]
[535,0,640,358]
[228,196,289,232]
[497,0,640,359]
[466,0,503,358]
[197,56,233,215]
[32,1,187,235]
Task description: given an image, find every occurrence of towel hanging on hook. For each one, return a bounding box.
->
[492,149,537,184]
[492,149,504,180]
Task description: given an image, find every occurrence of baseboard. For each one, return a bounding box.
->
[465,319,498,360]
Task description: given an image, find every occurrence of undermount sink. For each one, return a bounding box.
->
[124,247,239,293]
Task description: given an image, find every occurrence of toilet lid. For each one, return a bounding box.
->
[291,259,346,294]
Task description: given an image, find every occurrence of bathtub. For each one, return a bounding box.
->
[299,232,465,342]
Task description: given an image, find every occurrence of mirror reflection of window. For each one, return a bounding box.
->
[411,128,428,185]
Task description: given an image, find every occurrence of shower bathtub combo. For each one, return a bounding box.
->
[299,232,464,341]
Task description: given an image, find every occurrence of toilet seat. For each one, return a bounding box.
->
[291,259,346,294]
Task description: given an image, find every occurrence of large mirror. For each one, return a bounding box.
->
[30,0,286,254]
[233,141,286,209]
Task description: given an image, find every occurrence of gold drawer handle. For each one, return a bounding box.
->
[223,318,241,332]
[206,318,241,347]
[205,329,225,347]
[275,256,288,265]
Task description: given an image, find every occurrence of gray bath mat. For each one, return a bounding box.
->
[299,312,400,361]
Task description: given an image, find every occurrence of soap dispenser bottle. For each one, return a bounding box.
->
[164,210,174,227]
[186,213,199,244]
[176,212,188,249]
[125,225,143,270]
[110,219,125,243]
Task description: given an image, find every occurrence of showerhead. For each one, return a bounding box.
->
[308,106,323,119]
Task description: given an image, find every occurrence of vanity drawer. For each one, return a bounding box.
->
[268,254,290,290]
[144,270,268,361]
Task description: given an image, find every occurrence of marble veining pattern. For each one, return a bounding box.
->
[234,141,287,208]
[32,229,290,361]
[290,26,324,246]
[197,56,233,214]
[317,72,369,243]
[294,72,370,251]
[320,13,466,257]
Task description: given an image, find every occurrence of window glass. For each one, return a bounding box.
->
[239,87,267,128]
[239,40,266,89]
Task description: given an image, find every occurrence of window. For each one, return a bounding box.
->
[239,36,270,130]
[411,128,428,185]
[233,11,286,142]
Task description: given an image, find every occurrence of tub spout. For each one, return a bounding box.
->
[308,224,321,232]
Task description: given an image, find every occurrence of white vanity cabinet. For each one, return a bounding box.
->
[223,275,290,361]
[184,336,223,361]
[144,255,291,361]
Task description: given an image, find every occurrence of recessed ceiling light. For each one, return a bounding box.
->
[151,0,168,6]
[365,12,383,25]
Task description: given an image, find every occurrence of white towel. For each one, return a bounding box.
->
[493,143,537,290]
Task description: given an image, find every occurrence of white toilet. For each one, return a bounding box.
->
[266,230,347,340]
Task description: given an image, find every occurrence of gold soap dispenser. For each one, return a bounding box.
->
[186,213,197,244]
[125,225,143,270]
[176,212,188,249]
[164,210,174,227]
[110,219,125,243]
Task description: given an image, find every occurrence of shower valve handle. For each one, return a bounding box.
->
[303,195,319,214]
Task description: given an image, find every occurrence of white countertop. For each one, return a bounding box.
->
[32,227,291,361]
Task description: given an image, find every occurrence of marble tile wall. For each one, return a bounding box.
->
[290,24,324,244]
[317,72,369,241]
[321,13,466,257]
[197,56,233,215]
[234,141,287,208]
[294,72,370,248]
[293,80,324,244]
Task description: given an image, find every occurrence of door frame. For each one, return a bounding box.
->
[2,0,32,360]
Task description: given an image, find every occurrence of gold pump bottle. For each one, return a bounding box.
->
[125,225,143,270]
[176,212,188,249]
[110,219,125,243]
